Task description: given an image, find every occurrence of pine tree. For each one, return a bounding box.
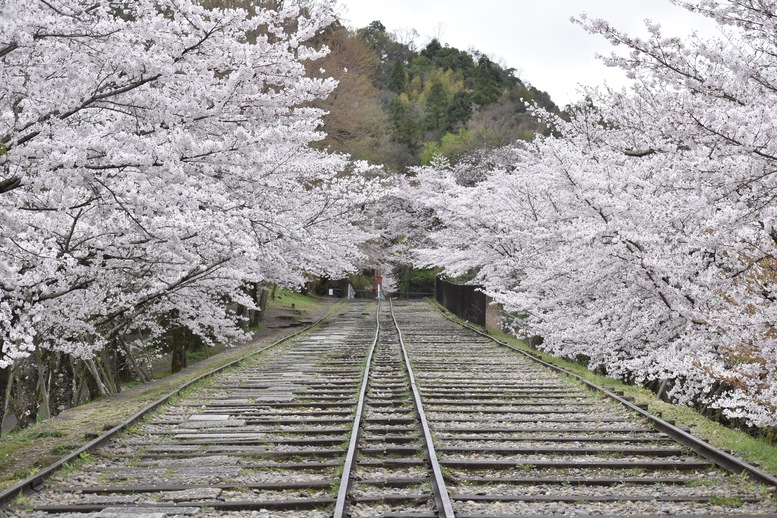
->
[387,60,407,93]
[472,56,500,106]
[424,81,449,133]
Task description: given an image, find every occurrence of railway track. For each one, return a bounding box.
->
[3,300,777,517]
[390,301,777,517]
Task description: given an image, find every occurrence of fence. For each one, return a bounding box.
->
[435,277,487,327]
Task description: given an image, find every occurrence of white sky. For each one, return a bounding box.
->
[334,0,720,107]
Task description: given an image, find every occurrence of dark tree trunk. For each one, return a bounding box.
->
[113,339,136,384]
[10,355,40,430]
[247,283,259,327]
[80,359,107,401]
[0,365,9,436]
[118,339,150,383]
[256,287,269,325]
[99,348,120,394]
[36,350,50,420]
[48,352,75,417]
[171,327,187,374]
[236,302,249,330]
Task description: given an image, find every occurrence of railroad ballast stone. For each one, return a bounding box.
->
[6,300,777,517]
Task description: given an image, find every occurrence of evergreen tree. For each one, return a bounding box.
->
[389,96,408,132]
[424,81,449,133]
[421,38,443,61]
[447,91,472,130]
[398,116,421,153]
[389,96,420,152]
[387,60,406,93]
[472,56,501,106]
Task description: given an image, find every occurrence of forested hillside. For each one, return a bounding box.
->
[308,20,560,170]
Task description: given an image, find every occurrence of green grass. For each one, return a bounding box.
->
[685,478,716,487]
[13,491,30,508]
[709,496,745,507]
[17,430,64,440]
[186,344,223,362]
[60,452,96,474]
[120,379,144,390]
[269,289,319,311]
[49,444,78,456]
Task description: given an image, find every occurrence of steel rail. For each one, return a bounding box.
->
[430,300,777,489]
[390,299,456,518]
[0,303,343,509]
[332,301,381,518]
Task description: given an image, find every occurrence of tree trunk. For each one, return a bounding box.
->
[10,355,40,430]
[171,327,187,374]
[236,303,249,330]
[36,349,50,420]
[112,338,136,385]
[48,352,75,417]
[119,339,150,383]
[82,359,109,399]
[256,287,269,325]
[98,348,120,394]
[0,364,10,437]
[247,283,258,327]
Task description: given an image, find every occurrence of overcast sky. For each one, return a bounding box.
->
[334,0,720,107]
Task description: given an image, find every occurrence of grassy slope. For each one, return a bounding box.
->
[269,289,319,311]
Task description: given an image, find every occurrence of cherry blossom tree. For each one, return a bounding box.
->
[0,0,378,427]
[411,0,777,427]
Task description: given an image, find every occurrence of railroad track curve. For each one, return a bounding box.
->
[3,299,777,517]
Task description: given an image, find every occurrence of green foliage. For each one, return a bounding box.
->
[326,20,563,170]
[49,444,78,456]
[393,265,440,296]
[472,56,501,107]
[409,55,431,79]
[358,21,415,88]
[421,130,472,165]
[186,347,214,362]
[447,91,472,129]
[387,60,406,93]
[13,492,30,508]
[388,96,421,152]
[420,38,443,60]
[709,496,745,507]
[432,47,475,75]
[347,270,374,290]
[424,81,449,132]
[61,452,96,473]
